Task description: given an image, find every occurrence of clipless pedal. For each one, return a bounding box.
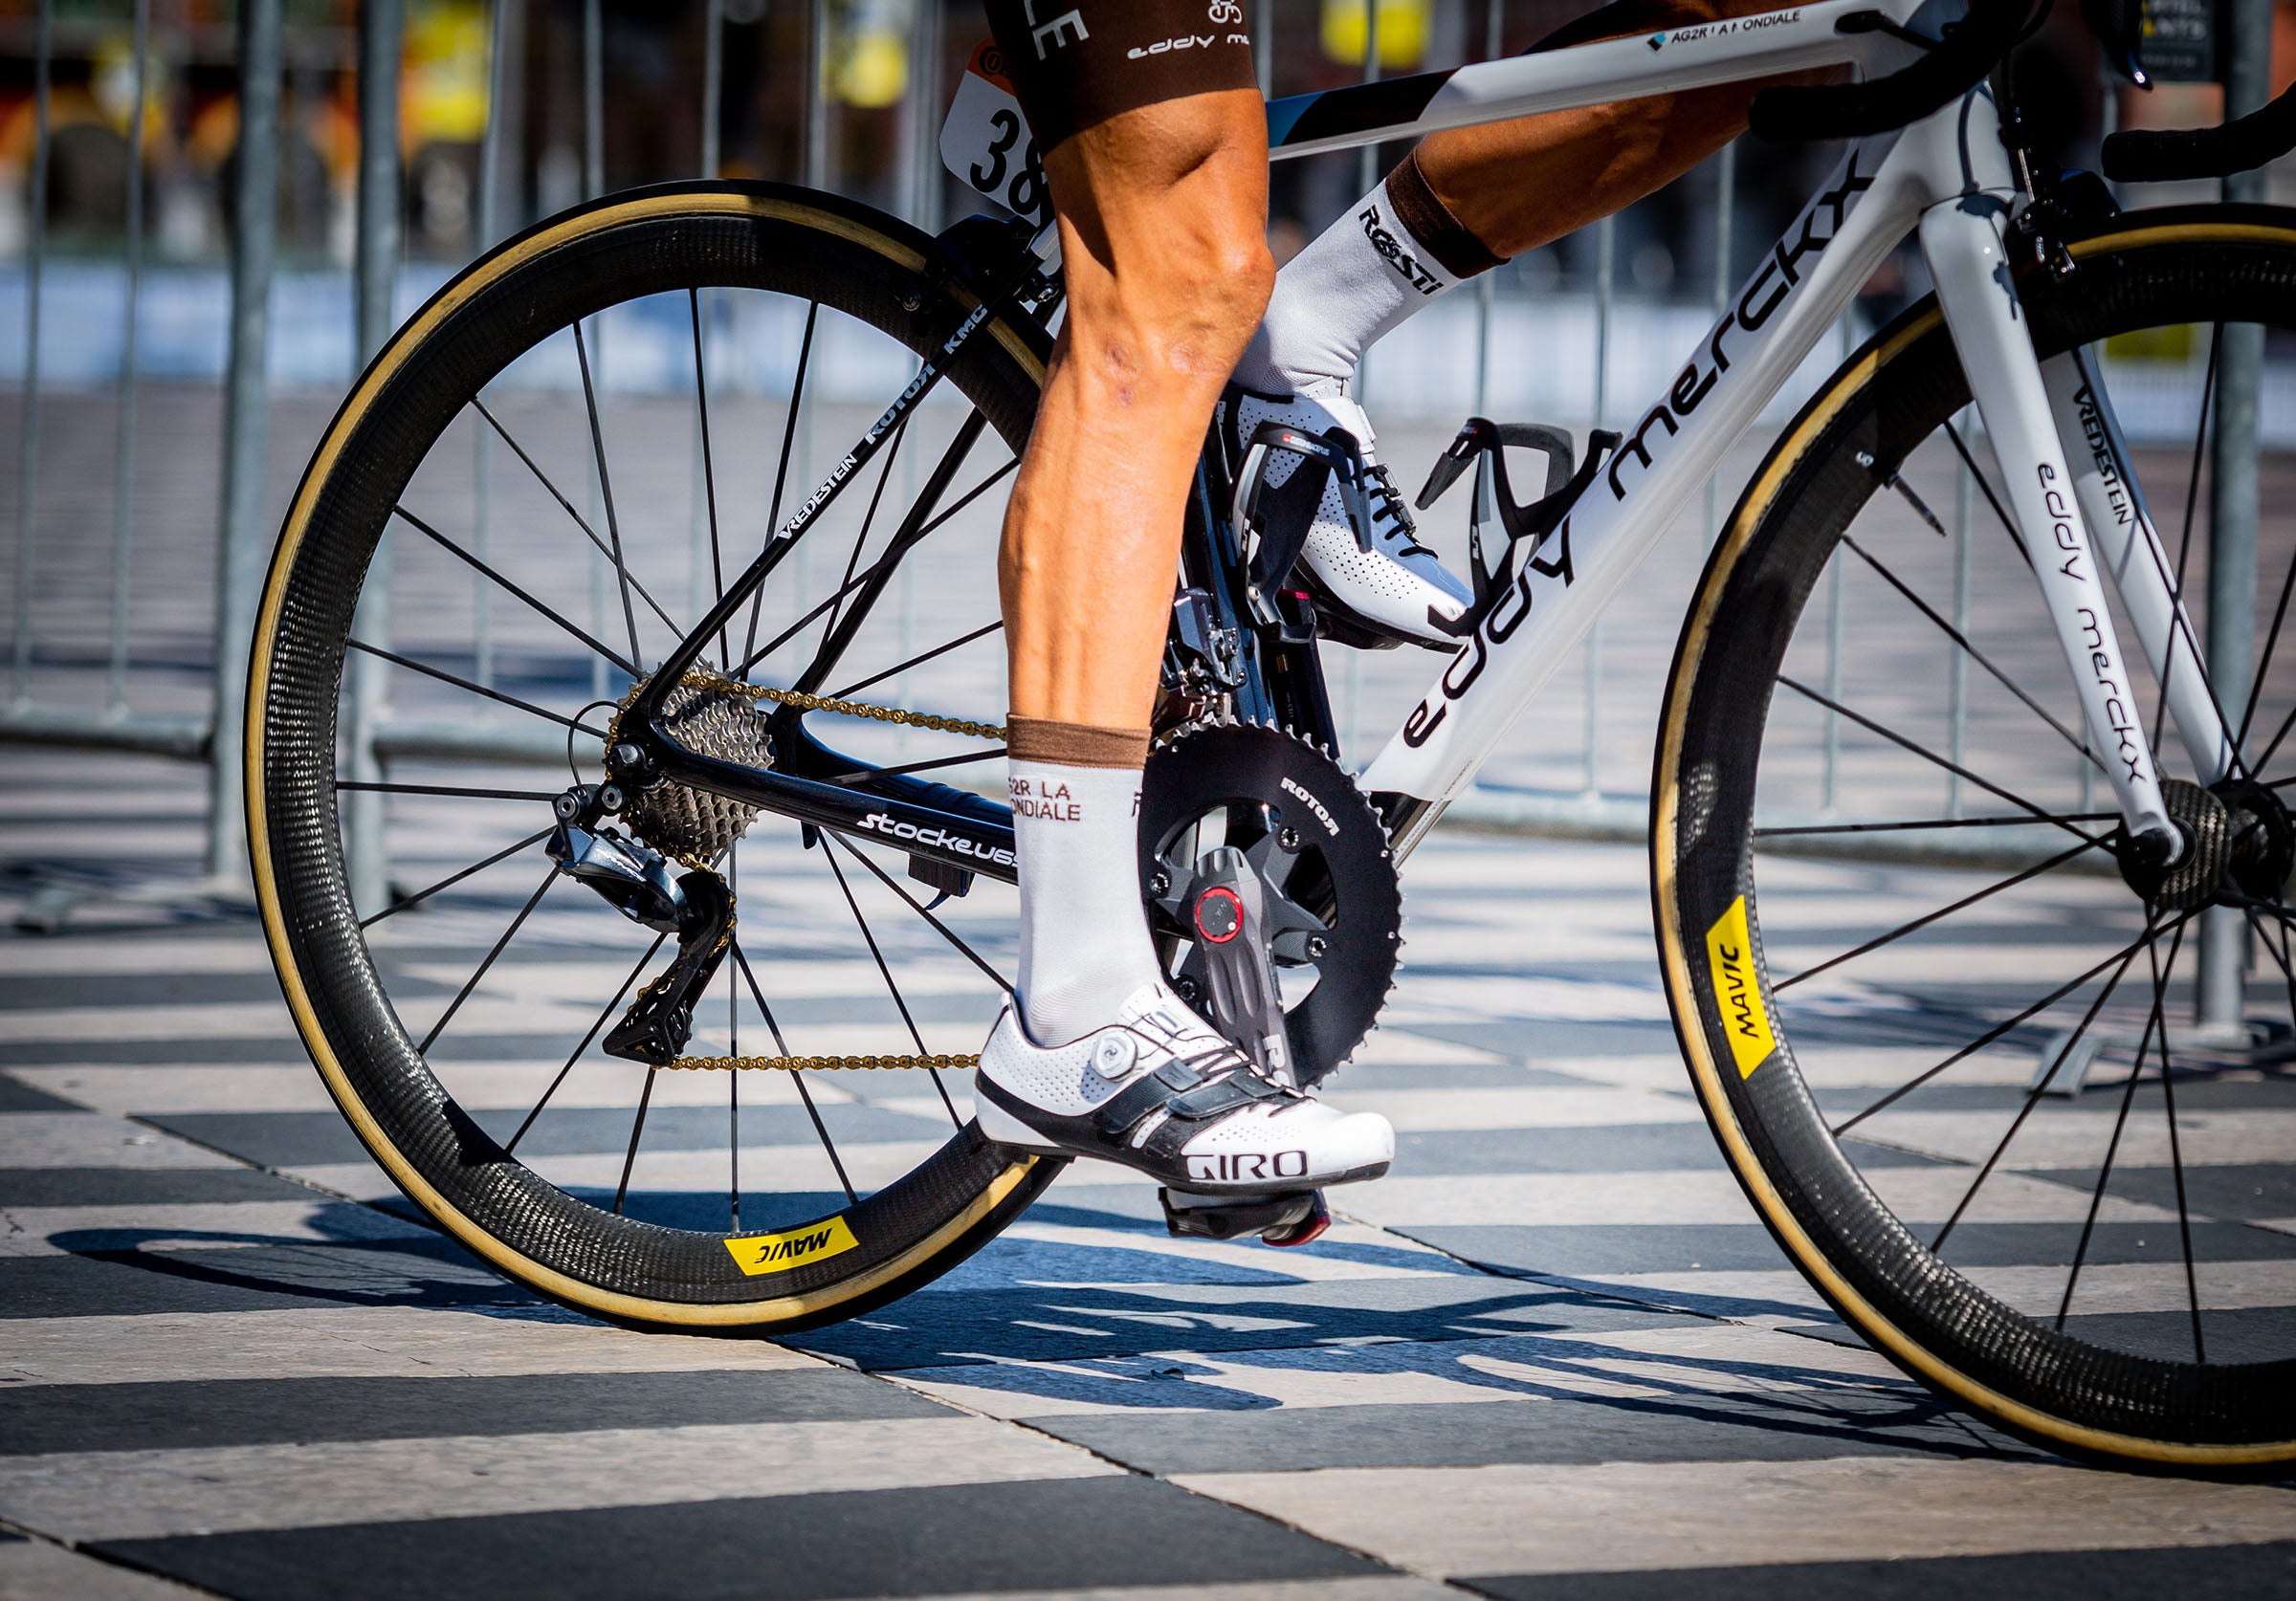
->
[1159,1185,1332,1248]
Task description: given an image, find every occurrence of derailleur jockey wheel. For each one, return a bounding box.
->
[1138,722,1402,1088]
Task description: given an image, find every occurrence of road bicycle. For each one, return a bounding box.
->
[248,0,2296,1468]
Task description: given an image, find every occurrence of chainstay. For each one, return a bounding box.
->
[669,1052,982,1071]
[676,671,1004,742]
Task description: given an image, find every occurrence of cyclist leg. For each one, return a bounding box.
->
[1231,0,1830,650]
[1412,0,1829,259]
[1242,0,1833,399]
[977,5,1394,1193]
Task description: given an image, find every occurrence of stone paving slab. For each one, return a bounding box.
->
[3,746,2294,1601]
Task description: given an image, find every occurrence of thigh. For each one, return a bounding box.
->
[982,0,1257,154]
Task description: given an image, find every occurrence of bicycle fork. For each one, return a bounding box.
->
[1919,196,2188,862]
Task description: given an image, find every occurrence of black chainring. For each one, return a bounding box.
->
[1138,722,1402,1087]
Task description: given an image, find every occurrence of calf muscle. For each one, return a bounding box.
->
[1001,91,1272,730]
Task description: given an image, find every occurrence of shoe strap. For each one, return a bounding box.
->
[1090,1049,1289,1141]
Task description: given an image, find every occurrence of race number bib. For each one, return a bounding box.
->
[938,41,1053,229]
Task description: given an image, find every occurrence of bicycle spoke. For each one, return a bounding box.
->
[2246,906,2296,1024]
[728,844,739,1229]
[745,300,820,669]
[347,639,612,738]
[1929,929,2148,1253]
[831,620,1004,701]
[470,398,682,639]
[730,940,857,1204]
[504,931,667,1155]
[2152,935,2207,1364]
[822,415,908,646]
[2239,556,2296,760]
[828,747,1005,784]
[2257,700,2296,775]
[828,832,1014,995]
[610,1064,659,1216]
[1930,413,2243,776]
[1841,535,2100,769]
[2150,326,2223,767]
[1774,837,2105,992]
[393,505,638,679]
[794,412,990,697]
[418,866,557,1055]
[736,455,1019,681]
[2056,922,2181,1328]
[1832,921,2178,1136]
[1755,813,2119,839]
[1941,421,2030,568]
[359,827,553,929]
[691,289,728,669]
[1777,675,2105,846]
[822,842,960,1126]
[337,781,560,802]
[572,319,646,673]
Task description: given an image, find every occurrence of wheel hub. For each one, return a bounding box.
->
[610,672,774,864]
[2118,776,2295,911]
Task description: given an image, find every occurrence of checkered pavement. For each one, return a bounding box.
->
[2,745,2293,1601]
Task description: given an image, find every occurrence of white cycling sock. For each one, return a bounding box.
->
[1007,717,1163,1047]
[1235,151,1503,397]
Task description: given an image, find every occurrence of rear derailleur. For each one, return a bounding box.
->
[546,782,733,1066]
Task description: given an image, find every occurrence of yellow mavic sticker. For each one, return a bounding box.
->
[724,1217,859,1276]
[1705,895,1777,1077]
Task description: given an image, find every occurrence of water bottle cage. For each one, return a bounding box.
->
[1416,418,1622,630]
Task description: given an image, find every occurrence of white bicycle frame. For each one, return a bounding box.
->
[1275,0,2220,860]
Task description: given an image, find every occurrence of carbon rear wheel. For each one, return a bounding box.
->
[249,184,1059,1333]
[1656,208,2296,1466]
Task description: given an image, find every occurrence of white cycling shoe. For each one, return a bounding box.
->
[1224,384,1473,648]
[973,984,1394,1194]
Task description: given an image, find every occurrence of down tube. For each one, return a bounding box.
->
[1362,132,1919,850]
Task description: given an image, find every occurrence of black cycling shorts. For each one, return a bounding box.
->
[982,0,1258,152]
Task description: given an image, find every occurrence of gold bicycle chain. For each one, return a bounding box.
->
[687,672,1005,743]
[669,1053,982,1072]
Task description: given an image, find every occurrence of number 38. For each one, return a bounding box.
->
[969,108,1050,225]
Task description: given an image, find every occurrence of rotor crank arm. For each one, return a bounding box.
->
[1920,199,2178,857]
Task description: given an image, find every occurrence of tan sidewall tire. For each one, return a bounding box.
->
[248,184,1058,1333]
[1653,209,2296,1468]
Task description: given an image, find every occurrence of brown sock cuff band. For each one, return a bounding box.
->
[1384,149,1508,280]
[1005,716,1152,770]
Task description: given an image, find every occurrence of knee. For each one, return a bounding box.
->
[1049,91,1271,379]
[1187,232,1276,357]
[1069,219,1272,384]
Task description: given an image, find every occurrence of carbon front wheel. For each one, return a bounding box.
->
[249,184,1059,1333]
[1656,208,2296,1466]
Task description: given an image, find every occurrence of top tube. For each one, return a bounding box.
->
[1262,0,1909,160]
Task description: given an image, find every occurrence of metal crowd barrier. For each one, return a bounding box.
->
[0,0,2270,1029]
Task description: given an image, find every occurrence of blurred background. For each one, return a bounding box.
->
[3,0,2294,889]
[1,0,2285,389]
